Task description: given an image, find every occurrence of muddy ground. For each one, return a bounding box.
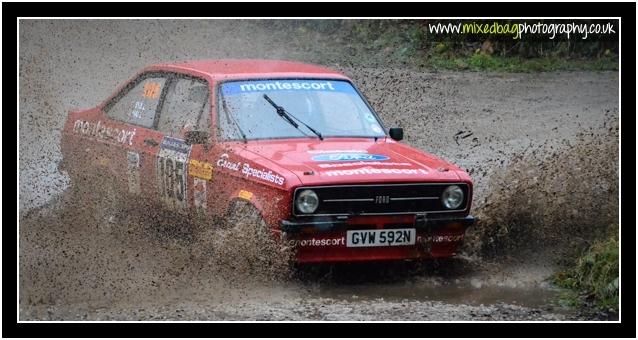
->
[18,20,619,321]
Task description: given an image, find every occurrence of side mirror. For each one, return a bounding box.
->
[185,130,211,146]
[389,127,403,141]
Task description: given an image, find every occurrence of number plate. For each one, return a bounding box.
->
[346,228,416,248]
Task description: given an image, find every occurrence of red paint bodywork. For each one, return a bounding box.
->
[60,59,474,263]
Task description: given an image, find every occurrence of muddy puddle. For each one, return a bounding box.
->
[306,279,562,309]
[290,256,572,313]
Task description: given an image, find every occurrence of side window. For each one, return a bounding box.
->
[106,76,167,128]
[158,78,210,137]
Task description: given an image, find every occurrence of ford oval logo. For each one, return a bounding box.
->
[311,153,390,162]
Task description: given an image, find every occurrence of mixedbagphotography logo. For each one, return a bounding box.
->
[427,19,619,41]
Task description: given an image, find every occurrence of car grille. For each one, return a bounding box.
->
[293,183,470,216]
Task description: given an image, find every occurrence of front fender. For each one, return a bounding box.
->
[226,186,290,230]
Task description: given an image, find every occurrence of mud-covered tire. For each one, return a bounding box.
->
[193,200,268,256]
[95,183,126,234]
[226,200,269,233]
[193,200,294,278]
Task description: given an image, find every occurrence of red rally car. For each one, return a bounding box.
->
[60,59,475,263]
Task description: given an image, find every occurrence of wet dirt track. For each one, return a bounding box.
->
[19,20,618,321]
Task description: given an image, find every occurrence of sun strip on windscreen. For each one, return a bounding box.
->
[221,80,356,96]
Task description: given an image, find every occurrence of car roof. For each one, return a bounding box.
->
[145,59,350,81]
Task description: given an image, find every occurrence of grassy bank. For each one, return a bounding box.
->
[552,228,619,316]
[266,20,620,72]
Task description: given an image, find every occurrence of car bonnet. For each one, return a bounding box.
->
[243,138,463,186]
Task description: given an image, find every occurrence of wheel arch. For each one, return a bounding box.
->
[226,189,282,231]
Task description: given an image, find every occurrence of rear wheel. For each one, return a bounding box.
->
[70,171,127,235]
[93,181,126,234]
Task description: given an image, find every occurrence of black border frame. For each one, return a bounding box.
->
[6,2,635,338]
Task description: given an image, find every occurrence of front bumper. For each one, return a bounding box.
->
[280,214,476,263]
[281,214,475,233]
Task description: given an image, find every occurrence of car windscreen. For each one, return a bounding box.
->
[218,79,385,140]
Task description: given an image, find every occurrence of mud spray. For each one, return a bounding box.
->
[19,189,299,319]
[466,115,619,265]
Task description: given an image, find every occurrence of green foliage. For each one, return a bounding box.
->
[259,20,619,72]
[553,228,619,312]
[406,24,425,49]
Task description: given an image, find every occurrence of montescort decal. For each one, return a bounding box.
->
[417,235,464,243]
[299,237,346,247]
[324,167,429,177]
[311,153,390,162]
[157,137,192,209]
[188,159,214,181]
[193,178,207,210]
[73,120,136,145]
[221,80,357,96]
[126,151,141,194]
[317,161,413,169]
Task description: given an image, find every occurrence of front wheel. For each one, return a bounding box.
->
[194,200,295,279]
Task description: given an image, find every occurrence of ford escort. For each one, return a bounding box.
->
[59,59,475,263]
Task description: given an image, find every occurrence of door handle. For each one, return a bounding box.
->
[144,138,159,147]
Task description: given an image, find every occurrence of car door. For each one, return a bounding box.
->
[155,74,215,213]
[101,73,169,200]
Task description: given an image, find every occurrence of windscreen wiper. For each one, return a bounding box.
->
[263,94,323,140]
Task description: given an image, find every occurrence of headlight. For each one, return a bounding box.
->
[441,185,464,209]
[296,189,319,214]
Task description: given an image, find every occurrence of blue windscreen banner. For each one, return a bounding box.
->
[221,80,357,96]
